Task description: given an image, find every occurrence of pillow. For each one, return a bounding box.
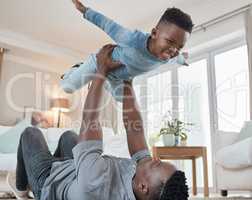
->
[0,120,31,153]
[216,137,252,169]
[0,126,12,136]
[237,121,252,142]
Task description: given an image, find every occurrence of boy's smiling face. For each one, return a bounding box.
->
[149,22,190,61]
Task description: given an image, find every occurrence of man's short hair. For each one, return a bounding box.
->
[159,7,194,33]
[159,170,189,200]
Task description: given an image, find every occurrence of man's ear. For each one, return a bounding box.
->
[138,182,149,195]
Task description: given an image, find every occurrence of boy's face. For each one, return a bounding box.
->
[150,22,190,60]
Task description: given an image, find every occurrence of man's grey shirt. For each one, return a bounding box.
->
[40,140,150,200]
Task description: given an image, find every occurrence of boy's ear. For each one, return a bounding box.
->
[151,28,158,39]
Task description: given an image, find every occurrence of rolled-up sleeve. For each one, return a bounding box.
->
[131,149,151,163]
[72,140,107,178]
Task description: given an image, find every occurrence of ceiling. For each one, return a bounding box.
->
[0,0,252,73]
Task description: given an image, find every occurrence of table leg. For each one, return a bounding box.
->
[202,148,209,197]
[192,158,197,196]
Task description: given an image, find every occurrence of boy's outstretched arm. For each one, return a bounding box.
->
[72,0,140,47]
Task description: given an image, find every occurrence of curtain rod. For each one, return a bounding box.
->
[193,4,252,33]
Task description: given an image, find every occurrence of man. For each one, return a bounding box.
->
[9,45,188,200]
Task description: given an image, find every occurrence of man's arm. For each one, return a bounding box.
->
[72,0,141,47]
[79,74,104,141]
[122,81,149,157]
[79,44,121,142]
[72,45,121,191]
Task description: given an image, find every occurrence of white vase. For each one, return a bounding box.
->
[162,134,176,146]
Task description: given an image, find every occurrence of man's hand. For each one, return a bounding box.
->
[72,0,86,14]
[96,44,121,76]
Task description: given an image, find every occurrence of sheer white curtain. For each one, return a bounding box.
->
[98,88,118,134]
[245,5,252,120]
[0,48,4,81]
[70,87,119,134]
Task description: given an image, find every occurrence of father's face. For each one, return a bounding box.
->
[134,159,189,200]
[147,158,177,184]
[134,158,176,198]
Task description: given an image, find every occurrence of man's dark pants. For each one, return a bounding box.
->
[16,127,78,200]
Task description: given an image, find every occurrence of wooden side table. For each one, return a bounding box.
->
[152,146,209,197]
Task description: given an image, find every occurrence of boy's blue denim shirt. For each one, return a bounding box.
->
[84,8,185,80]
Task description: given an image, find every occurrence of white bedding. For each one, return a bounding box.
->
[216,136,252,169]
[0,126,130,171]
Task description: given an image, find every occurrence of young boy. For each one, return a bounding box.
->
[61,0,194,101]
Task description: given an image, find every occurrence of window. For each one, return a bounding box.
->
[214,45,250,132]
[178,59,213,187]
[147,71,172,137]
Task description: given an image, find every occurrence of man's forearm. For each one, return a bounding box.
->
[123,82,148,156]
[79,74,105,140]
[82,77,104,121]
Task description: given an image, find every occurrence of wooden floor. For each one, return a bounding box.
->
[1,198,252,200]
[1,171,252,200]
[0,193,251,200]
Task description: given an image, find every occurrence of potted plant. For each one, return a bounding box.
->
[159,118,193,146]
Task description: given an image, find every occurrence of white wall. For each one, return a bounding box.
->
[187,14,246,55]
[0,58,62,125]
[0,56,118,131]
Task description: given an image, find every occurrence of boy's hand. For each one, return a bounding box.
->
[96,44,122,75]
[72,0,86,14]
[182,52,189,66]
[182,52,189,60]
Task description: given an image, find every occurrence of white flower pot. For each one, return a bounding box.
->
[162,134,176,146]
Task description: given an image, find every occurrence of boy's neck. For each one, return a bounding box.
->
[147,36,157,58]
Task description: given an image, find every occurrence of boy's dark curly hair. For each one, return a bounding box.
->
[158,170,189,200]
[159,7,194,33]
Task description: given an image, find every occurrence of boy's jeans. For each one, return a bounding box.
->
[60,54,129,102]
[16,127,78,200]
